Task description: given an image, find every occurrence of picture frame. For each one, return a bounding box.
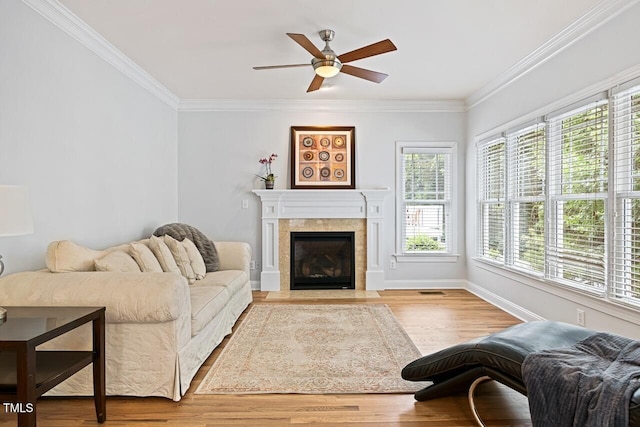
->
[290,126,356,189]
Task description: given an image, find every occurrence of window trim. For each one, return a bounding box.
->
[611,84,640,304]
[476,136,506,262]
[395,141,459,261]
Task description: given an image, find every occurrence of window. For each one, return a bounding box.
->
[508,123,546,274]
[396,142,456,255]
[613,85,640,304]
[477,137,505,261]
[475,79,640,309]
[547,100,608,292]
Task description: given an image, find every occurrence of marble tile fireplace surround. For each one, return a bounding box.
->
[253,189,391,291]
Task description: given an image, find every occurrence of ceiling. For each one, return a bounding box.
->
[58,0,602,101]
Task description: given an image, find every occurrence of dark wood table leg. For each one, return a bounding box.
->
[92,311,106,423]
[16,346,37,427]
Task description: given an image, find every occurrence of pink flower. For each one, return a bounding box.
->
[259,153,278,165]
[257,153,277,181]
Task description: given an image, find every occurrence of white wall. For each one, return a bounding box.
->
[466,3,640,337]
[178,108,466,285]
[0,0,179,274]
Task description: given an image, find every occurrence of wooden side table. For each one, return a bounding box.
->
[0,306,106,427]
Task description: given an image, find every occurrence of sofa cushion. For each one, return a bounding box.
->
[195,270,248,296]
[189,286,230,337]
[182,238,206,280]
[129,242,163,272]
[105,238,148,254]
[153,223,220,272]
[94,251,141,272]
[148,235,181,274]
[46,240,106,272]
[163,235,196,284]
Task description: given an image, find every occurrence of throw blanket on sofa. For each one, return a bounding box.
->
[154,223,220,272]
[522,332,640,427]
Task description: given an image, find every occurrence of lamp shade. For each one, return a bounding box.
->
[0,185,34,237]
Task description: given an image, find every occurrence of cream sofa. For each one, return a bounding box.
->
[0,241,252,401]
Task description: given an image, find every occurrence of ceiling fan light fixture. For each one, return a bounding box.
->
[254,30,397,92]
[312,58,342,78]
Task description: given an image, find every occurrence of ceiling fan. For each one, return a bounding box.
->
[253,30,397,93]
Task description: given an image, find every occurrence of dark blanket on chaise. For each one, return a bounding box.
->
[522,332,640,427]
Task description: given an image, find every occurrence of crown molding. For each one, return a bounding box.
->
[178,99,466,113]
[466,0,640,110]
[32,0,625,114]
[475,62,640,142]
[21,0,180,109]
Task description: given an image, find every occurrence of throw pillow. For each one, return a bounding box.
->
[46,240,106,272]
[106,238,150,255]
[153,223,220,272]
[94,251,141,272]
[148,235,180,274]
[163,235,196,284]
[181,238,206,280]
[129,242,163,272]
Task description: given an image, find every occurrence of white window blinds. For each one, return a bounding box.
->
[547,99,608,292]
[613,84,640,306]
[474,76,640,311]
[508,123,546,274]
[477,137,505,261]
[400,147,452,253]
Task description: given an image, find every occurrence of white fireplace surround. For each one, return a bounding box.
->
[253,189,391,291]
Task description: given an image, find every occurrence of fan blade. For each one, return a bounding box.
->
[253,64,310,70]
[340,65,388,83]
[287,33,325,59]
[307,74,324,92]
[338,39,397,64]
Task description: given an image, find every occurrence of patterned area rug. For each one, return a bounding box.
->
[195,304,427,394]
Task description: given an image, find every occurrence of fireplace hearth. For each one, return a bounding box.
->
[290,231,355,290]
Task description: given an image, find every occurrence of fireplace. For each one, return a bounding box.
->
[290,231,355,290]
[252,189,391,291]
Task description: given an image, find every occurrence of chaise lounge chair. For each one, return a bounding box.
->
[401,321,640,426]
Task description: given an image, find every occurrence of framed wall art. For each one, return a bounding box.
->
[290,126,355,189]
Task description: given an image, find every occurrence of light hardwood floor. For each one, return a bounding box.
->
[1,290,533,426]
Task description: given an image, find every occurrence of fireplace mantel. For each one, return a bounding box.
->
[253,189,391,291]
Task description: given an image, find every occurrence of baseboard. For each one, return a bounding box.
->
[383,279,467,289]
[250,280,261,291]
[465,281,545,322]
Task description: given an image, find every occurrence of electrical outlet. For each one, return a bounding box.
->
[389,259,397,270]
[250,260,256,270]
[576,309,585,326]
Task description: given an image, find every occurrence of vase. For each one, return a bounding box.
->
[265,180,275,190]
